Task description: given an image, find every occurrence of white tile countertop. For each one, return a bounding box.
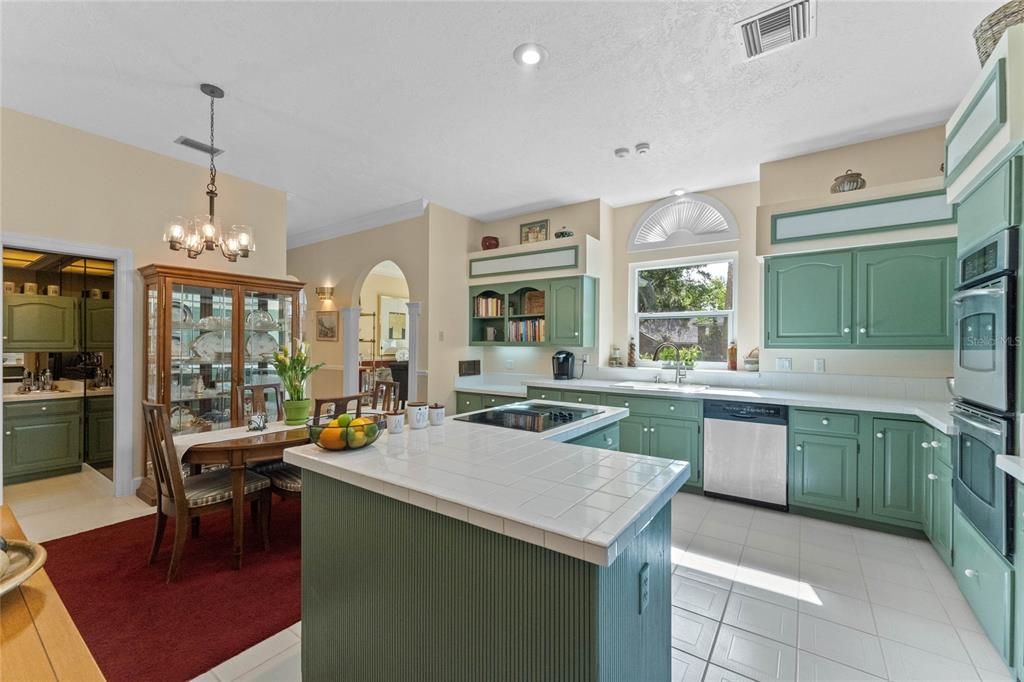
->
[997,455,1024,484]
[457,377,956,435]
[285,400,690,566]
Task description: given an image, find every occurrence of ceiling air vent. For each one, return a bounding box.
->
[174,136,223,157]
[737,0,816,60]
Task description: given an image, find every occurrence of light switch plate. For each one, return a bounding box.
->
[775,357,793,371]
[814,358,826,373]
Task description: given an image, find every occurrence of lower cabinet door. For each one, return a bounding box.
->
[871,419,926,524]
[1015,482,1024,676]
[617,416,649,456]
[928,461,953,567]
[954,508,1013,664]
[648,418,701,487]
[3,412,81,479]
[568,424,620,450]
[789,432,859,514]
[86,400,115,465]
[455,393,483,414]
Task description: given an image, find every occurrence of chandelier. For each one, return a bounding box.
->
[163,83,254,262]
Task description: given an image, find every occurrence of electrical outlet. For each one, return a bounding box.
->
[775,357,792,371]
[814,358,826,373]
[582,354,591,364]
[504,359,514,370]
[638,563,650,614]
[438,330,445,342]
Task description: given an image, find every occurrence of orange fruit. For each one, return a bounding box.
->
[318,427,347,450]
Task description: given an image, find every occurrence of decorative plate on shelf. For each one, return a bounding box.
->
[196,316,230,331]
[246,332,279,360]
[191,331,230,362]
[246,309,279,331]
[171,302,193,325]
[170,405,196,431]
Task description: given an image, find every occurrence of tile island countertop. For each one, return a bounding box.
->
[457,377,956,435]
[285,400,689,566]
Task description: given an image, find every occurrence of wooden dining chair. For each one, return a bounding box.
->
[235,384,284,423]
[313,394,365,422]
[142,402,272,582]
[370,380,402,413]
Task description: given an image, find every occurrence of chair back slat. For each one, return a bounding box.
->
[313,394,365,423]
[236,384,284,423]
[371,381,402,413]
[142,402,187,508]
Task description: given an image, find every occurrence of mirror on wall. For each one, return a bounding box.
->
[379,295,409,356]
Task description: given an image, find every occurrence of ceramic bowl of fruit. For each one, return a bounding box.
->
[309,414,384,451]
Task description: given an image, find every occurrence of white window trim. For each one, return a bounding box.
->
[628,252,739,370]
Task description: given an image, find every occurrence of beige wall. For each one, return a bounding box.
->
[469,199,601,250]
[286,214,429,398]
[1,109,289,478]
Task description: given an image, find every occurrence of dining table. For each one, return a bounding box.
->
[178,425,310,569]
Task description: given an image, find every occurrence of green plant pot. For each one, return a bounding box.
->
[283,399,311,426]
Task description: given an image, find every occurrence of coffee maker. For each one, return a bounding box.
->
[552,350,575,380]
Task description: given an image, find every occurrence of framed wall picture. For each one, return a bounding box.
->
[520,219,549,244]
[316,310,339,341]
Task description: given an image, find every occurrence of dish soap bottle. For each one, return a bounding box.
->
[727,340,738,371]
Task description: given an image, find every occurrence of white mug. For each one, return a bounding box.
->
[406,402,429,430]
[386,412,404,434]
[428,404,445,426]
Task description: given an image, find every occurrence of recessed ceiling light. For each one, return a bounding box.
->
[513,43,548,67]
[671,188,688,196]
[614,147,630,158]
[635,142,650,155]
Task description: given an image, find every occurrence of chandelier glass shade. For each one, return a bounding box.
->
[163,84,254,262]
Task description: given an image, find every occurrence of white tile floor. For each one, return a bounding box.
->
[195,492,1018,682]
[4,465,153,541]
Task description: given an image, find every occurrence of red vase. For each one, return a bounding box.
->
[481,236,499,250]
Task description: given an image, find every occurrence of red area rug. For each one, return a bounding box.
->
[43,498,301,682]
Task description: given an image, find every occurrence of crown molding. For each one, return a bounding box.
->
[287,199,429,249]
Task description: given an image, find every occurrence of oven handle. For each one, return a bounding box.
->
[953,413,1005,437]
[952,285,1006,304]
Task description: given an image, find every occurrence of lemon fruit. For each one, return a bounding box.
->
[348,430,368,448]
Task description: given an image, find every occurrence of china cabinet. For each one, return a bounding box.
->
[141,265,304,435]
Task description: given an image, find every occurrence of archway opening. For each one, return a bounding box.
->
[356,260,411,402]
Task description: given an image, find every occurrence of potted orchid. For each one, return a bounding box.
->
[272,340,324,425]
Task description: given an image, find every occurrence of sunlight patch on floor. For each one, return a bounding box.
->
[671,546,822,606]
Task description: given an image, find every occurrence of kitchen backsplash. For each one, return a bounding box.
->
[456,368,952,403]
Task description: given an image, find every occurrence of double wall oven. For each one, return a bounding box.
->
[952,226,1018,556]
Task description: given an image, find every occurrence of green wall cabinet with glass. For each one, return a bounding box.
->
[2,294,78,352]
[765,239,955,349]
[469,275,596,347]
[85,395,115,468]
[3,398,83,484]
[454,391,521,414]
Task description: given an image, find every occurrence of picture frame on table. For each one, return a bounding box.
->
[316,310,339,341]
[519,219,549,244]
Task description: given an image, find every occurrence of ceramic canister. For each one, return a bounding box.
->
[428,404,445,426]
[386,412,404,434]
[406,402,429,430]
[89,289,102,299]
[46,285,60,296]
[3,282,14,294]
[22,283,38,295]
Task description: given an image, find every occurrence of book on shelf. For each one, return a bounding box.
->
[474,297,503,318]
[508,318,545,343]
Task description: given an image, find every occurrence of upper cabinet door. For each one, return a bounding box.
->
[2,294,78,352]
[547,276,595,347]
[765,252,853,348]
[855,241,955,348]
[82,299,115,352]
[957,156,1022,252]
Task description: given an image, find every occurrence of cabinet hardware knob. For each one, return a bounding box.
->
[876,432,884,438]
[624,401,629,407]
[540,394,546,398]
[921,442,931,448]
[650,428,656,433]
[930,441,941,448]
[796,444,803,451]
[41,406,47,411]
[577,397,582,402]
[821,418,829,425]
[927,473,938,480]
[964,569,978,578]
[859,327,867,334]
[670,405,675,411]
[4,431,10,436]
[604,437,613,445]
[643,427,649,432]
[843,327,850,333]
[574,331,579,336]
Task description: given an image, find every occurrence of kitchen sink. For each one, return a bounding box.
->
[611,381,709,393]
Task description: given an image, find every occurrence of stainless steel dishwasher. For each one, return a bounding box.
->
[703,400,788,509]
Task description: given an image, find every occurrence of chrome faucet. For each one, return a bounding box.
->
[652,342,686,384]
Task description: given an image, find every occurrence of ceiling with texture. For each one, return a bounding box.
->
[1,1,1000,240]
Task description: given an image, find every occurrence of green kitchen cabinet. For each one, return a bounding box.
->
[765,251,853,348]
[922,437,954,567]
[561,390,603,406]
[455,392,484,414]
[478,394,520,409]
[2,294,77,352]
[648,417,702,488]
[957,155,1022,252]
[568,423,620,450]
[616,416,649,456]
[789,432,860,514]
[85,395,115,467]
[3,399,82,484]
[871,419,926,524]
[547,276,597,348]
[82,298,115,352]
[854,242,955,348]
[954,508,1014,665]
[1015,482,1024,678]
[526,387,562,402]
[764,239,955,350]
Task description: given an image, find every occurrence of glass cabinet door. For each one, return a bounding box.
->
[146,284,159,402]
[168,281,234,433]
[241,288,292,422]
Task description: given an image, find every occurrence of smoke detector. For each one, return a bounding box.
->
[635,142,651,156]
[614,147,630,158]
[737,0,816,60]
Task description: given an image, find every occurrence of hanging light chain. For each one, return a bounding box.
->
[208,94,217,196]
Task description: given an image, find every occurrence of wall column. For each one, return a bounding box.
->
[341,307,361,396]
[406,302,421,403]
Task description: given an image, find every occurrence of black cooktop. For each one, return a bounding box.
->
[453,402,601,432]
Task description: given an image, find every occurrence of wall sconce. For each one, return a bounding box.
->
[315,286,335,302]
